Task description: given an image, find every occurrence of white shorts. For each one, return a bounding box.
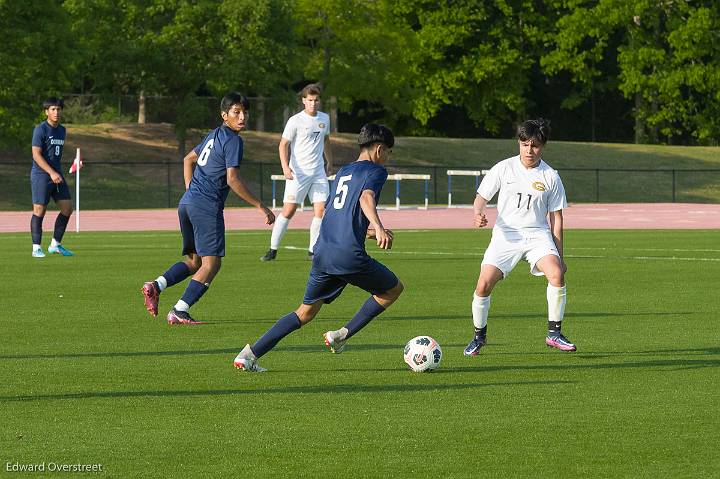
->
[283,174,329,205]
[481,229,560,278]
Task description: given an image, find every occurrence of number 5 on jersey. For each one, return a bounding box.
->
[333,174,352,209]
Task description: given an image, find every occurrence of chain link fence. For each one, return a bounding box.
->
[2,162,719,211]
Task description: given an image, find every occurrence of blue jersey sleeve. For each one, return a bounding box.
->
[31,125,45,148]
[223,135,242,168]
[361,167,388,196]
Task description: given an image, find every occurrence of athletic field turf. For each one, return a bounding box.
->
[2,229,718,477]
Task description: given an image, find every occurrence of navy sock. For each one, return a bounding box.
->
[180,279,208,308]
[251,312,301,358]
[53,213,70,243]
[344,296,385,340]
[163,262,191,288]
[31,214,44,245]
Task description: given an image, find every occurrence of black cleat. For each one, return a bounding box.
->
[260,249,277,262]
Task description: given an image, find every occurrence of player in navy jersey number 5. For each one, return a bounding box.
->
[141,92,275,325]
[234,124,404,372]
[30,97,75,258]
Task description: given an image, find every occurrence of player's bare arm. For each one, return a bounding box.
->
[278,137,293,179]
[183,150,198,189]
[227,167,275,225]
[360,189,392,249]
[549,209,566,272]
[32,146,62,183]
[324,135,334,175]
[473,194,489,228]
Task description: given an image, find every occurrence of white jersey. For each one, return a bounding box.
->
[282,110,330,178]
[477,155,567,234]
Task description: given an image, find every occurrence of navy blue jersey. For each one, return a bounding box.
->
[314,160,388,274]
[31,121,66,175]
[179,125,243,211]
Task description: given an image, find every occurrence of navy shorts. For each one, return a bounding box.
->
[178,204,226,257]
[302,258,399,305]
[31,173,71,205]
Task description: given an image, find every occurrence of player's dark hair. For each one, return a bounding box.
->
[300,83,323,98]
[43,97,64,110]
[517,118,551,145]
[358,123,395,149]
[220,92,249,113]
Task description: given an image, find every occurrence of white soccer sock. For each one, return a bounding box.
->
[174,300,190,312]
[547,284,567,322]
[270,214,290,250]
[472,293,491,329]
[309,216,322,253]
[155,276,168,292]
[50,238,60,248]
[32,244,42,251]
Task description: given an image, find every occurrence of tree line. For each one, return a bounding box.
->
[1,0,719,149]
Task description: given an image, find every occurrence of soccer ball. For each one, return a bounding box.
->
[403,336,442,372]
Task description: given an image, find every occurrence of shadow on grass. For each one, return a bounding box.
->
[0,379,572,402]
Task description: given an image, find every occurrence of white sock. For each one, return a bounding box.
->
[309,216,322,253]
[50,238,60,248]
[174,300,190,312]
[270,214,290,250]
[32,244,42,251]
[155,276,168,292]
[547,284,567,323]
[472,293,491,329]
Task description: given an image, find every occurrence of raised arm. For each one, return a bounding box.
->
[32,146,62,184]
[227,167,275,225]
[183,150,198,189]
[360,189,393,249]
[473,194,489,228]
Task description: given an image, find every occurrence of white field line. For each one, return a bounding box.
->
[285,245,720,262]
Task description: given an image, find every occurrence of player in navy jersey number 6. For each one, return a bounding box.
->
[30,97,75,258]
[234,124,403,372]
[141,92,275,325]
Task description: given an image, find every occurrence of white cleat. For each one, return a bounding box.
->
[233,344,267,372]
[32,248,46,258]
[323,329,347,354]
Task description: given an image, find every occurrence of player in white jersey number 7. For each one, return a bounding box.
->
[465,118,576,356]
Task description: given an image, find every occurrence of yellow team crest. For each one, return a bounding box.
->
[532,181,546,191]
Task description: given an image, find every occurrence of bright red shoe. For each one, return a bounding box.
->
[141,281,160,317]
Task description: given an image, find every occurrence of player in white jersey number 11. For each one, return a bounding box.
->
[464,118,577,356]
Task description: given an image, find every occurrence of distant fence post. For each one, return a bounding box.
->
[595,169,600,202]
[259,163,264,202]
[672,169,676,202]
[167,161,172,208]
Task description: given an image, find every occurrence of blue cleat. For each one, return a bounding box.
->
[463,336,487,356]
[546,333,577,351]
[48,244,74,256]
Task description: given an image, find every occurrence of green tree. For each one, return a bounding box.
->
[544,0,720,144]
[391,0,555,135]
[0,0,75,148]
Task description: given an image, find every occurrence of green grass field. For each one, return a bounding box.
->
[2,229,719,477]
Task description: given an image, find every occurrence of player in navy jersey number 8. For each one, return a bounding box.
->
[234,124,403,372]
[30,97,75,258]
[141,92,275,325]
[464,118,576,355]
